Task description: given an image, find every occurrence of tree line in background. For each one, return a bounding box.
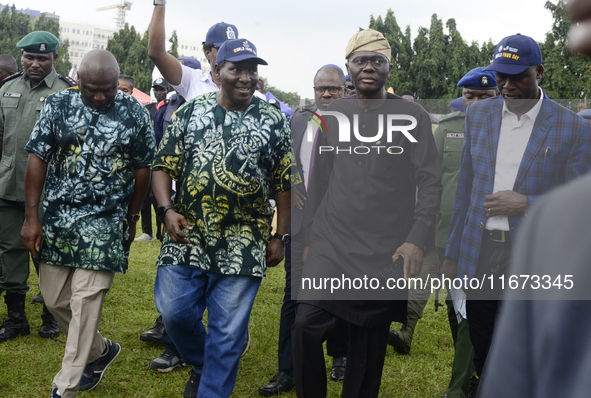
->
[107,24,183,94]
[0,1,588,110]
[373,1,591,112]
[0,4,71,76]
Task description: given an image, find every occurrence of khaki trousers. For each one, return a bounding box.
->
[39,263,114,398]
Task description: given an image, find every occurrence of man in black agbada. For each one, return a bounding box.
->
[292,29,441,397]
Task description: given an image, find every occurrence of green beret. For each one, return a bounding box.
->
[17,31,59,53]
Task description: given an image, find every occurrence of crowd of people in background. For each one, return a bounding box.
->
[2,1,591,398]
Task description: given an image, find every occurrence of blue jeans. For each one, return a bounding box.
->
[155,264,261,398]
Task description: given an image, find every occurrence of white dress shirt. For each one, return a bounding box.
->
[486,88,544,231]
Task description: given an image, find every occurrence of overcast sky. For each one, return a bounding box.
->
[9,0,555,98]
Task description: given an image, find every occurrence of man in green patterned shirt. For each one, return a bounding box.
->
[152,38,296,398]
[20,50,155,398]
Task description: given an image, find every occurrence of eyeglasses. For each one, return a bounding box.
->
[350,56,388,69]
[314,86,344,95]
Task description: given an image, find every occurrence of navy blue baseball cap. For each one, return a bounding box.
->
[177,56,201,70]
[216,39,268,65]
[203,22,238,46]
[483,33,542,75]
[457,67,497,89]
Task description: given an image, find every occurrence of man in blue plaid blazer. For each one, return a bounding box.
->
[441,33,591,382]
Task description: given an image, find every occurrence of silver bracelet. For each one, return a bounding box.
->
[154,0,167,5]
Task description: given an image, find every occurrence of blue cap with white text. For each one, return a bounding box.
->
[216,39,268,65]
[483,33,542,75]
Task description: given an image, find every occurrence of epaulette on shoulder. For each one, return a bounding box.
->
[58,75,78,87]
[439,111,464,123]
[156,99,168,111]
[2,71,24,85]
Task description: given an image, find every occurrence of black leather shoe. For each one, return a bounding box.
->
[258,371,295,396]
[140,315,165,345]
[388,329,411,354]
[39,304,60,338]
[30,293,44,304]
[330,356,346,381]
[183,369,201,398]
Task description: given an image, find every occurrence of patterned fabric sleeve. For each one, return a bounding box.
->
[130,105,156,169]
[269,112,300,194]
[24,96,58,162]
[152,110,186,181]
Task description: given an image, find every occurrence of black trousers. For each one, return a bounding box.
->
[465,299,501,378]
[292,303,389,398]
[140,184,159,238]
[278,237,349,378]
[465,231,511,377]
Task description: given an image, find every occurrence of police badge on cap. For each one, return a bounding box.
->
[16,31,59,53]
[457,67,498,90]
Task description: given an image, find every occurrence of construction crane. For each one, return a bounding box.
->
[96,0,133,30]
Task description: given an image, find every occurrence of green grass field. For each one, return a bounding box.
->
[0,231,455,397]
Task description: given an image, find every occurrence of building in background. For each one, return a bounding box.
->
[1,3,207,77]
[59,22,115,69]
[177,38,209,74]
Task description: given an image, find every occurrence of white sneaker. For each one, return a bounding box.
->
[134,233,154,243]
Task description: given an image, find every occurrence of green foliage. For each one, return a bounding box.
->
[0,6,72,76]
[33,13,59,36]
[368,3,591,111]
[369,9,496,109]
[107,24,155,93]
[260,77,300,108]
[540,0,591,108]
[169,30,179,59]
[0,4,32,63]
[107,23,140,66]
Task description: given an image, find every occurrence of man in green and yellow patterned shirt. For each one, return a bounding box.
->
[21,50,155,398]
[152,38,297,398]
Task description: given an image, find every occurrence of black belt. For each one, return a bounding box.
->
[485,229,509,243]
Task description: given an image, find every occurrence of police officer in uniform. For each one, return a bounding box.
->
[0,31,76,342]
[434,68,498,398]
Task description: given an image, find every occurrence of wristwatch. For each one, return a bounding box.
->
[126,213,140,223]
[154,0,167,5]
[272,233,291,244]
[157,204,175,220]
